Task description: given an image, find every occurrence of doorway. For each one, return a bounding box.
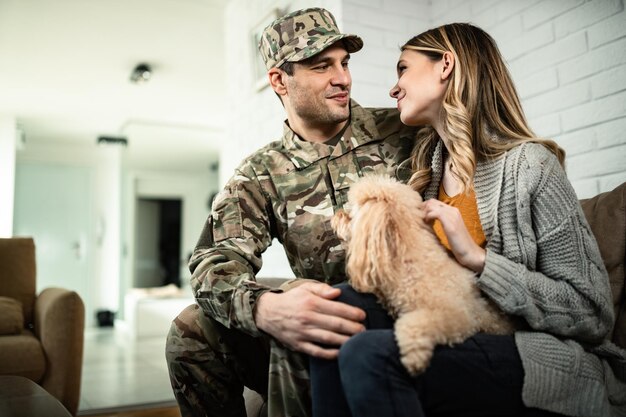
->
[134,198,182,288]
[13,162,93,325]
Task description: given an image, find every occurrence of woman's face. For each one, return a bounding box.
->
[389,50,449,127]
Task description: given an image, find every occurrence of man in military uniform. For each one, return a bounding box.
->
[166,7,416,417]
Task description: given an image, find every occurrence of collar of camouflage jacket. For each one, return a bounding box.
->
[281,100,382,169]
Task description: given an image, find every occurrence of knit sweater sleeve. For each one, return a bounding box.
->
[478,144,614,344]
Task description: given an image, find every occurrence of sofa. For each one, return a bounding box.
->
[172,182,626,417]
[581,182,626,347]
[0,237,85,416]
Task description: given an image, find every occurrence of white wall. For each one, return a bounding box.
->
[7,0,623,321]
[429,0,626,197]
[344,0,431,107]
[221,0,342,183]
[0,115,16,237]
[342,0,626,197]
[124,169,215,291]
[223,0,626,200]
[16,142,215,323]
[220,0,626,278]
[94,146,122,313]
[16,143,121,323]
[222,0,342,279]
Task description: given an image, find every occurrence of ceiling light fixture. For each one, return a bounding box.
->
[97,136,128,146]
[130,63,152,84]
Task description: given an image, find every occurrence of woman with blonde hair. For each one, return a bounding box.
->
[309,23,625,417]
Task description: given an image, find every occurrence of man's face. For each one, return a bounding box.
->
[284,44,352,128]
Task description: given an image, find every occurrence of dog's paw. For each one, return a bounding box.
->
[394,317,435,376]
[399,345,433,375]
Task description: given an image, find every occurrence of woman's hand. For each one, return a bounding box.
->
[422,199,486,272]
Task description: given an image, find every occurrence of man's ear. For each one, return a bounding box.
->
[269,68,288,96]
[441,51,455,81]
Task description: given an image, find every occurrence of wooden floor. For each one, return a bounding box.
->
[86,406,181,417]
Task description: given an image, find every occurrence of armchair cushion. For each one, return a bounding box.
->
[0,330,46,381]
[0,297,23,335]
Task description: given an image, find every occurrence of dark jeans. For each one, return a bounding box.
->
[310,284,563,417]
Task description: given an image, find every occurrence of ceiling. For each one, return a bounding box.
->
[0,0,227,171]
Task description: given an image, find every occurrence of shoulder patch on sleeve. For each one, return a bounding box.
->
[212,187,244,241]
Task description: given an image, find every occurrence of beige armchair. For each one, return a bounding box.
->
[0,237,85,416]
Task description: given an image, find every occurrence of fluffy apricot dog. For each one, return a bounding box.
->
[332,175,515,375]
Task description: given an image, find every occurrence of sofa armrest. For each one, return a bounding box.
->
[580,182,626,348]
[34,288,85,416]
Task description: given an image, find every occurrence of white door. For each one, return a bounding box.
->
[13,162,93,326]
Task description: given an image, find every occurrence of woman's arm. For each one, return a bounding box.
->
[478,145,614,344]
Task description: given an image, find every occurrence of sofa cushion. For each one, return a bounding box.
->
[0,238,36,326]
[0,297,23,335]
[0,330,46,382]
[580,182,626,348]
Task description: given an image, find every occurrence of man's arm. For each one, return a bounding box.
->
[190,164,365,351]
[191,163,365,355]
[190,166,277,336]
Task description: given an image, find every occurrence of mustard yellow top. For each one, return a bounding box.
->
[432,183,486,251]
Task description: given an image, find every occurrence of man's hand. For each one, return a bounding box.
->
[254,282,365,359]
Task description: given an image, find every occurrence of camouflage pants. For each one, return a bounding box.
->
[165,303,311,417]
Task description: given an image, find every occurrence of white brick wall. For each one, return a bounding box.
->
[430,0,626,198]
[522,0,584,29]
[516,67,559,99]
[222,0,626,276]
[553,0,622,38]
[224,0,626,203]
[343,0,431,107]
[222,0,342,184]
[222,0,342,278]
[588,6,626,47]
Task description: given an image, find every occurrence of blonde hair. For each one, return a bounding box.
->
[403,23,565,194]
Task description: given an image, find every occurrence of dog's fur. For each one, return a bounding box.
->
[332,175,516,375]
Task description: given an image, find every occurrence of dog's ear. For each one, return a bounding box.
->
[331,209,351,241]
[346,198,404,293]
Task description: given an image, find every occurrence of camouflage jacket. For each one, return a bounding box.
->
[189,100,416,336]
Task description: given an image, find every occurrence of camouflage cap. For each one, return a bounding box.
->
[259,7,364,70]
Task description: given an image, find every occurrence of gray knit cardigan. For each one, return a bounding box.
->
[423,141,626,417]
